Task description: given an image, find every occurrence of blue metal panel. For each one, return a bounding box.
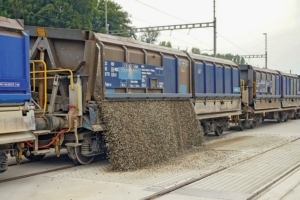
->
[106,88,115,93]
[104,60,164,89]
[224,67,232,93]
[194,62,205,94]
[276,75,280,95]
[180,85,187,93]
[103,59,189,98]
[205,63,215,93]
[232,68,240,93]
[287,77,290,95]
[194,62,240,97]
[283,76,286,95]
[0,31,31,103]
[163,57,177,93]
[215,65,223,93]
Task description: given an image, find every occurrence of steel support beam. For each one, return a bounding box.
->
[241,55,266,58]
[213,0,217,57]
[109,22,214,35]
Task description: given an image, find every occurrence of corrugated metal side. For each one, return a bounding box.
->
[163,56,177,93]
[297,76,300,96]
[232,67,240,93]
[193,61,240,97]
[278,71,299,98]
[276,75,281,95]
[215,64,223,93]
[95,33,193,99]
[194,62,205,94]
[224,66,232,94]
[0,27,31,103]
[205,63,215,94]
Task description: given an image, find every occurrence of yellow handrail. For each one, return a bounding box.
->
[30,69,74,90]
[240,79,245,104]
[30,60,74,111]
[30,60,47,110]
[240,79,245,92]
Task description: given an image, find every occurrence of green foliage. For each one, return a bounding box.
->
[140,28,160,44]
[0,0,13,17]
[191,47,201,55]
[159,41,172,48]
[92,0,132,35]
[0,0,132,37]
[0,0,95,29]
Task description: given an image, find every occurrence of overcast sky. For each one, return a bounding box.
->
[113,0,300,74]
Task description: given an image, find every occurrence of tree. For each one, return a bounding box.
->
[0,0,133,37]
[191,47,201,55]
[140,28,160,44]
[0,0,96,29]
[240,57,246,64]
[199,52,246,65]
[159,41,172,48]
[92,0,132,35]
[0,0,14,18]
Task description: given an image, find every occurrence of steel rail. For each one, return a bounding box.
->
[0,165,74,183]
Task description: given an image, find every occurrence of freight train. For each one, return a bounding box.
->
[1,16,300,173]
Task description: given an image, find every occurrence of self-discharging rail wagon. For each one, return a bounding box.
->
[1,16,300,173]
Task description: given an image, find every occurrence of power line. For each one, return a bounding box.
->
[187,33,212,49]
[135,0,189,23]
[130,16,213,49]
[134,0,256,56]
[130,16,156,25]
[217,32,252,55]
[109,22,214,35]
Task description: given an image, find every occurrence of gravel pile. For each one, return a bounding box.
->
[99,100,204,171]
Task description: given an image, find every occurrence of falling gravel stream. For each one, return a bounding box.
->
[99,100,204,171]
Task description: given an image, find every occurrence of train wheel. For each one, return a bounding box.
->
[239,121,245,131]
[277,115,282,123]
[67,146,94,165]
[214,126,223,136]
[0,152,8,173]
[250,121,257,129]
[24,153,46,162]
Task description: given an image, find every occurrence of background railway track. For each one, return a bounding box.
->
[140,136,300,200]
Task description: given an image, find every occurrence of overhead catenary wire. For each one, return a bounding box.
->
[134,0,278,67]
[134,0,251,54]
[1,2,273,67]
[130,15,213,49]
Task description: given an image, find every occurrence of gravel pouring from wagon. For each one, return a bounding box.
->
[100,100,204,171]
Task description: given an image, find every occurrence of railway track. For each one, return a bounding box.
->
[1,153,107,183]
[0,122,286,189]
[7,153,69,167]
[0,165,75,183]
[141,136,300,200]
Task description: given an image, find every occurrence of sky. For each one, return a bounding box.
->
[113,0,300,74]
